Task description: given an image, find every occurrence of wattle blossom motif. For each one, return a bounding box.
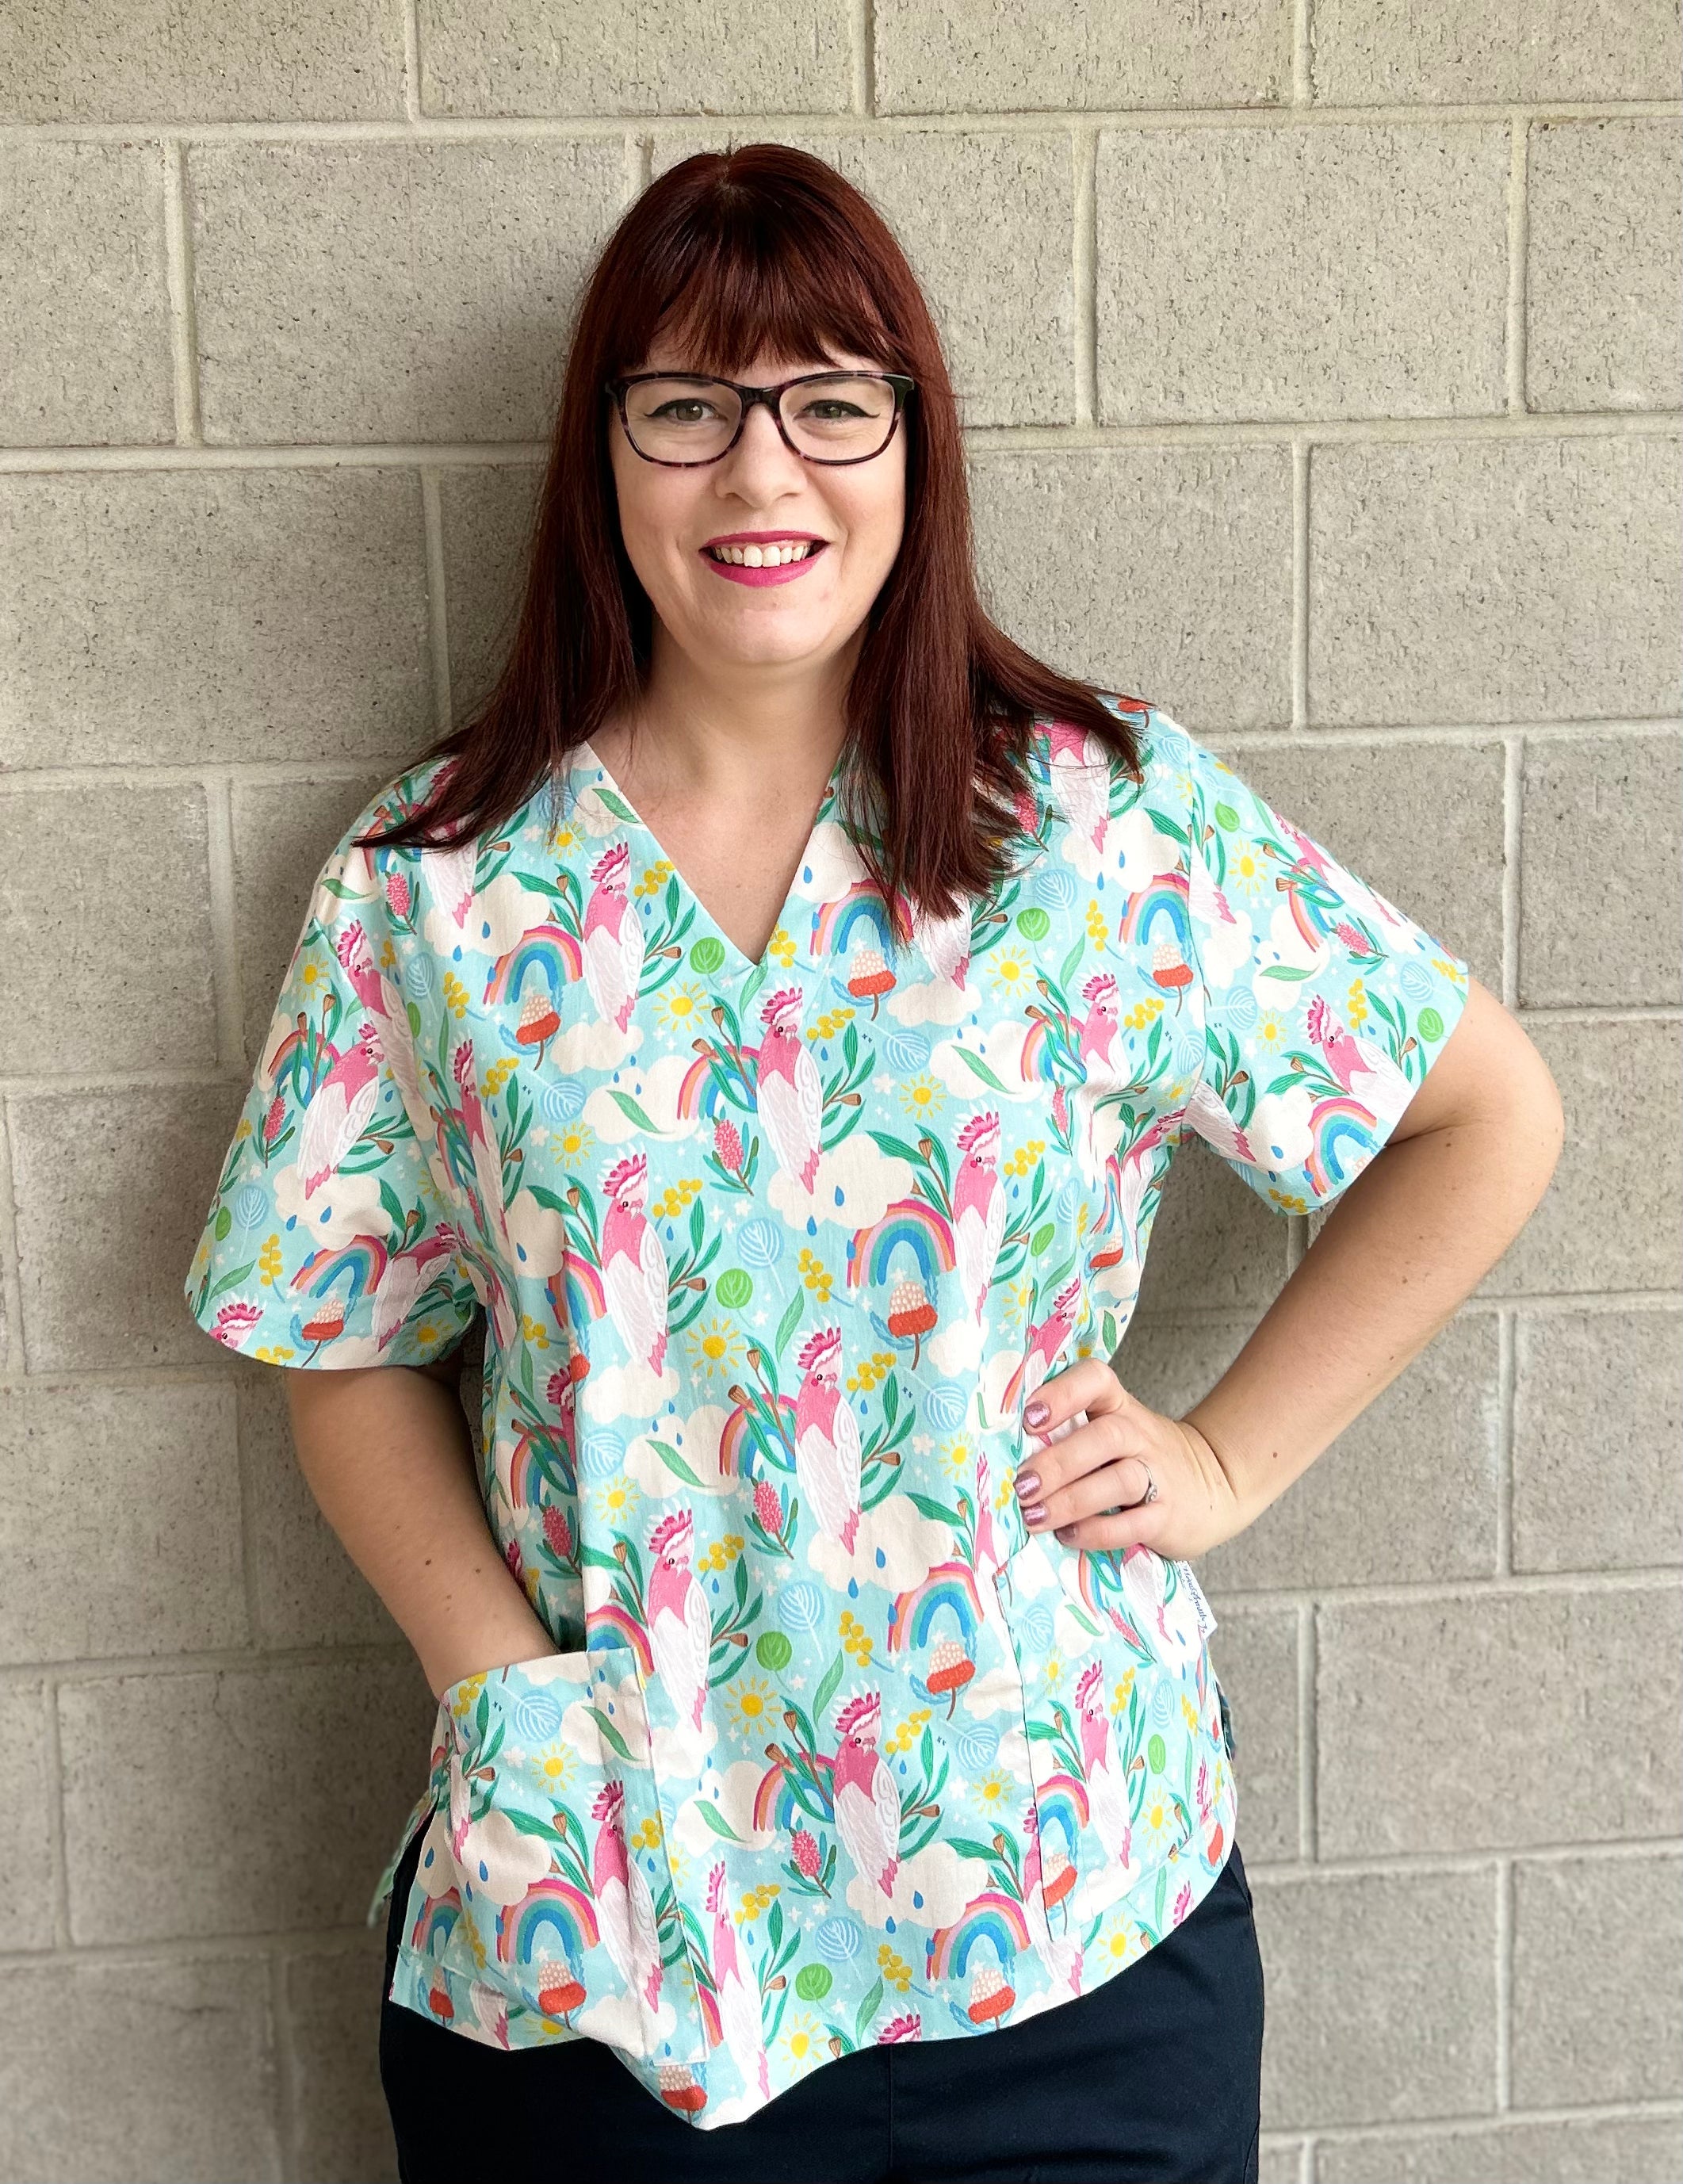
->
[182,705,1469,2130]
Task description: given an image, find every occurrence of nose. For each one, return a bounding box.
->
[713,396,809,502]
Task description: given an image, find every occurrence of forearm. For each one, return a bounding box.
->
[1181,1099,1563,1530]
[284,1364,552,1698]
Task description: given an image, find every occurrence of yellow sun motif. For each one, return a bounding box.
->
[1229,847,1270,904]
[655,982,707,1036]
[1255,1011,1287,1053]
[683,1313,747,1386]
[988,950,1033,1001]
[552,1117,596,1169]
[587,1471,641,1528]
[535,1743,580,1796]
[898,1073,946,1123]
[973,1768,1013,1818]
[778,2010,824,2069]
[727,1676,775,1736]
[939,1435,972,1486]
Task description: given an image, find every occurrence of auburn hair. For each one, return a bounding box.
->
[358,141,1149,948]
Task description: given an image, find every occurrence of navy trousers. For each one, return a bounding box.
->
[380,1815,1264,2184]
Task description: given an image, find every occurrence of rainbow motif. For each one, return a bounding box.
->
[587,1601,652,1673]
[887,1559,984,1653]
[751,1749,834,1833]
[1117,874,1191,955]
[291,1234,391,1311]
[499,1873,599,1970]
[926,1888,1032,1979]
[1302,1094,1378,1199]
[1031,1773,1089,1865]
[408,1891,464,1959]
[811,884,891,962]
[846,1198,955,1291]
[545,1250,606,1337]
[483,923,584,1009]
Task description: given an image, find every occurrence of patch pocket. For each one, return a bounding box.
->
[439,1641,707,2066]
[993,1532,1196,1933]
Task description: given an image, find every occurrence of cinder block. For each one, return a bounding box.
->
[0,1381,247,1660]
[1475,1017,1682,1298]
[1199,1314,1499,1591]
[1309,0,1682,104]
[239,1367,407,1650]
[1128,1140,1294,1320]
[283,1937,400,2184]
[418,0,849,116]
[653,132,1077,430]
[1318,2115,1683,2184]
[1529,120,1683,415]
[11,1081,243,1371]
[1097,124,1509,424]
[1512,1852,1683,2107]
[1253,1866,1497,2127]
[876,0,1291,112]
[59,1654,434,1943]
[1259,2144,1306,2184]
[189,140,630,444]
[1514,1308,1683,1572]
[437,462,544,720]
[0,1955,279,2183]
[0,469,431,771]
[1207,1605,1302,1861]
[231,770,399,1067]
[1211,736,1501,1000]
[1309,435,1683,726]
[969,445,1295,732]
[0,142,172,446]
[1520,729,1683,1006]
[1318,1585,1683,1854]
[0,782,216,1075]
[0,1678,55,1952]
[0,0,406,120]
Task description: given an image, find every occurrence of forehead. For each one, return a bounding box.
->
[638,332,883,377]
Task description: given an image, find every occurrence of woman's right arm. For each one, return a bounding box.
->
[282,1362,554,1699]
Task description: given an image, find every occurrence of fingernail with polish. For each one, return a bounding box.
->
[1022,1505,1046,1525]
[1024,1401,1049,1427]
[1015,1471,1039,1500]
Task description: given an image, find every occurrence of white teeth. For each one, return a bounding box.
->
[706,540,820,566]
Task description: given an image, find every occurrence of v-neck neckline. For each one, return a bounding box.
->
[571,732,857,985]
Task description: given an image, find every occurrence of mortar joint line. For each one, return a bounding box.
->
[1496,1853,1515,2110]
[42,1671,72,1952]
[269,1946,300,2180]
[1506,113,1532,415]
[0,1098,25,1384]
[853,0,875,119]
[204,773,247,1076]
[162,137,202,446]
[1299,1598,1318,1862]
[1501,732,1524,1009]
[1495,1305,1515,1578]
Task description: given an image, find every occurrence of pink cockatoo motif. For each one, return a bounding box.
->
[599,1151,670,1375]
[334,919,430,1124]
[1000,1274,1083,1420]
[831,1691,901,1900]
[590,1779,664,2027]
[420,832,480,933]
[755,987,824,1198]
[450,1041,511,1254]
[296,1019,384,1198]
[1306,993,1414,1124]
[706,1859,771,2099]
[1097,1112,1179,1256]
[1045,722,1111,854]
[1075,1658,1138,1882]
[582,841,645,1035]
[972,1451,1002,1578]
[372,1224,465,1352]
[914,901,973,990]
[951,1111,1006,1325]
[646,1507,712,1732]
[793,1325,863,1555]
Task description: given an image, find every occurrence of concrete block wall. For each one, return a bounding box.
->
[1,6,1677,2177]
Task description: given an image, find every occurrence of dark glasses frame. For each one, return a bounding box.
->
[605,369,916,467]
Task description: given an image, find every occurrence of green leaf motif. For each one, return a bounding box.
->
[690,935,726,976]
[1419,1006,1444,1042]
[1214,801,1240,832]
[717,1267,753,1310]
[795,1961,832,2001]
[1016,905,1050,943]
[756,1630,793,1671]
[1147,1732,1167,1773]
[812,1649,844,1722]
[694,1799,744,1842]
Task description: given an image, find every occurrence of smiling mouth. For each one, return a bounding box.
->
[699,540,830,587]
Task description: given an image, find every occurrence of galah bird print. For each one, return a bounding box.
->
[1306,993,1415,1123]
[793,1325,863,1555]
[1020,1800,1084,1995]
[372,1225,464,1353]
[590,1779,664,2029]
[1075,972,1121,1078]
[450,1041,510,1252]
[599,1151,670,1375]
[1177,1073,1258,1172]
[296,1019,384,1198]
[1075,1658,1139,1881]
[914,900,973,990]
[581,840,645,1035]
[333,920,428,1127]
[1000,1274,1083,1420]
[951,1111,1006,1324]
[831,1690,901,1900]
[706,1858,771,2100]
[755,987,824,1197]
[1101,1111,1179,1245]
[420,831,480,933]
[1045,721,1111,853]
[971,1451,1001,1578]
[646,1508,712,1733]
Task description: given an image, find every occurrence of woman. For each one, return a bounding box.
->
[183,145,1563,2183]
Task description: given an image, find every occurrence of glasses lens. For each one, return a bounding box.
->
[779,375,898,460]
[621,375,899,461]
[622,378,742,461]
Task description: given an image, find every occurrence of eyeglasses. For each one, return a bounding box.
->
[606,370,916,467]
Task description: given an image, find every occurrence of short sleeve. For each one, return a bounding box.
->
[1167,715,1471,1214]
[183,790,480,1367]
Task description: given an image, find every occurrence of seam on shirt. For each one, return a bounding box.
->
[1164,710,1217,1153]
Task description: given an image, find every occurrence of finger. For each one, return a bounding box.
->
[1015,1406,1133,1509]
[1053,1497,1169,1554]
[1027,1455,1155,1533]
[1021,1356,1125,1439]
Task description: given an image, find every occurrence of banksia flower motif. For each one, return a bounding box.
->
[385,868,412,921]
[504,1536,523,1585]
[846,944,895,1018]
[790,1826,821,1879]
[967,1963,1013,2025]
[924,1637,974,1719]
[657,2061,707,2114]
[262,1092,287,1150]
[1152,939,1193,1003]
[536,1961,585,2020]
[754,1475,783,1538]
[713,1117,744,1175]
[515,988,560,1056]
[427,1977,455,2022]
[300,1295,346,1346]
[543,1503,573,1560]
[887,1274,938,1369]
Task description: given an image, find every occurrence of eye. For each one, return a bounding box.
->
[650,397,719,424]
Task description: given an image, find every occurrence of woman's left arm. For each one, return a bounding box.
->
[1020,977,1566,1556]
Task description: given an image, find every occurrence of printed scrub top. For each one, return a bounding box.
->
[184,699,1469,2131]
